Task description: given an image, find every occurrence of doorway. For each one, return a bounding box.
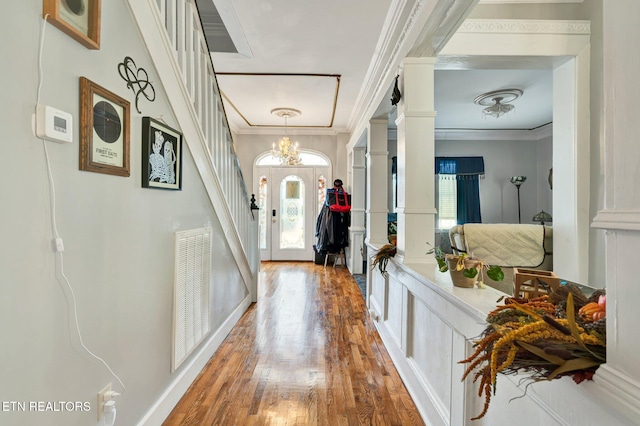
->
[256,152,331,261]
[437,19,591,283]
[269,168,315,261]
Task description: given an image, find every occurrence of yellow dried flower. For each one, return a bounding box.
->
[496,345,519,372]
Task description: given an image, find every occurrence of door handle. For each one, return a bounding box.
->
[272,209,276,217]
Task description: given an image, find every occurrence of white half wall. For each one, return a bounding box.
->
[365,253,632,426]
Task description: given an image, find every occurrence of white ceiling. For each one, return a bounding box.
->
[199,0,554,135]
[435,69,552,130]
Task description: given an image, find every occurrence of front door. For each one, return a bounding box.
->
[270,168,315,261]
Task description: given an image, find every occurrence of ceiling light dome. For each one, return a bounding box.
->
[474,89,523,118]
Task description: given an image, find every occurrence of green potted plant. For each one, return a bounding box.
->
[427,243,504,288]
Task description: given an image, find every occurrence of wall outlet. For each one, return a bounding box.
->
[97,383,111,421]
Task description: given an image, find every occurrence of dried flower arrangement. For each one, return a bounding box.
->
[459,283,606,420]
[371,243,397,275]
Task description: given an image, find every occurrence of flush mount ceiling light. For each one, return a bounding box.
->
[474,89,523,118]
[271,108,302,166]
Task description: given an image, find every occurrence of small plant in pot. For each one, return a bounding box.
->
[427,243,504,288]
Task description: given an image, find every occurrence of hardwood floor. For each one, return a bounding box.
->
[163,262,424,425]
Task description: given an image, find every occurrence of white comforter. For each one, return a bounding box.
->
[460,223,548,268]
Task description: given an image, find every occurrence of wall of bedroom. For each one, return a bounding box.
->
[435,135,552,225]
[1,2,247,425]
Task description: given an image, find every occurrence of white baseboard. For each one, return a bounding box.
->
[136,295,252,426]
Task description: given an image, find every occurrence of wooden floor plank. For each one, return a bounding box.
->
[163,262,424,425]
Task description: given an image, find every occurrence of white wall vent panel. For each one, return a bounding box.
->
[172,227,213,371]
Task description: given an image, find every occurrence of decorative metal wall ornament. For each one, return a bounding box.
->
[391,75,402,106]
[117,56,156,113]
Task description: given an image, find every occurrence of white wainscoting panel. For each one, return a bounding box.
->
[369,267,386,321]
[365,244,632,425]
[409,293,452,420]
[386,273,405,349]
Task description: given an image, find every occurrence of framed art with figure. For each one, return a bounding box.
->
[141,117,183,190]
[79,77,130,177]
[43,0,101,49]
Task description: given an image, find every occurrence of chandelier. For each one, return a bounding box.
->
[271,108,302,166]
[474,89,523,118]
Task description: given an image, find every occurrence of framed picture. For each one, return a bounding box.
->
[43,0,101,50]
[141,117,183,190]
[79,77,130,177]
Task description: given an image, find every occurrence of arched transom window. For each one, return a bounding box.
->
[256,150,329,166]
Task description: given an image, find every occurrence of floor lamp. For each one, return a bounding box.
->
[510,176,527,223]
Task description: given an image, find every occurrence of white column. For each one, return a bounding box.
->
[591,0,640,420]
[349,147,366,274]
[395,57,437,264]
[366,119,389,247]
[552,55,590,284]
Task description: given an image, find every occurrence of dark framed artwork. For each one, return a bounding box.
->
[43,0,101,50]
[79,77,130,177]
[141,117,183,190]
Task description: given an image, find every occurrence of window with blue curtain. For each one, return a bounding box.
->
[435,157,484,224]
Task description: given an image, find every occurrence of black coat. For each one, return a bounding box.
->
[315,204,350,254]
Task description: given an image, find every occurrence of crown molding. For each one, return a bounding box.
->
[386,123,552,142]
[348,0,483,151]
[232,127,342,137]
[347,0,425,132]
[347,0,441,150]
[435,123,552,141]
[457,19,590,35]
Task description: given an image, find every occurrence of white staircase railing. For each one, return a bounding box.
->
[128,0,257,292]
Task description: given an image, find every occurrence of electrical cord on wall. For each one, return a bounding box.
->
[104,400,117,426]
[37,15,126,397]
